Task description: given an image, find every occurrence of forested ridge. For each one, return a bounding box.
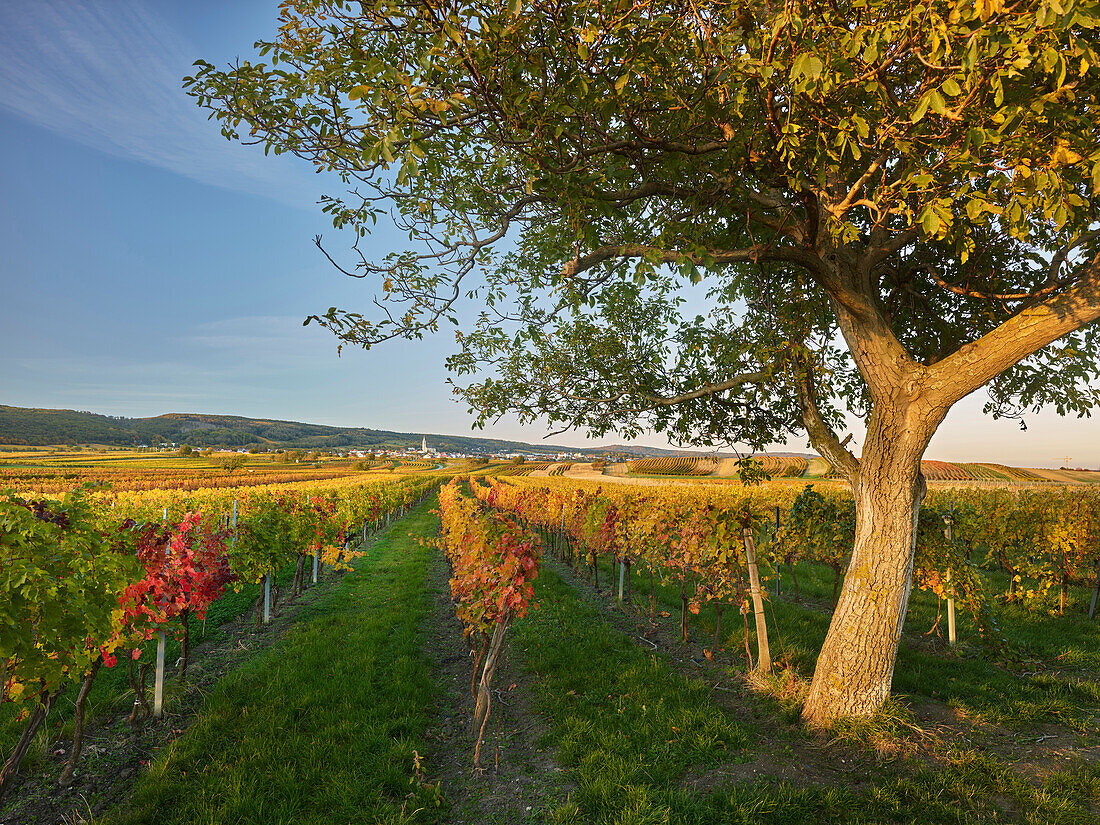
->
[0,405,555,453]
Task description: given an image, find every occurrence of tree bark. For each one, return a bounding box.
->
[128,662,152,729]
[680,573,689,643]
[0,687,62,805]
[471,633,489,698]
[291,555,305,602]
[788,561,800,601]
[802,403,937,725]
[649,568,656,618]
[472,618,508,768]
[59,660,102,787]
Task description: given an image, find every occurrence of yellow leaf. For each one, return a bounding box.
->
[1051,141,1083,166]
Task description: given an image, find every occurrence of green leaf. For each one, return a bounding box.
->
[805,54,824,80]
[912,92,932,123]
[919,204,940,236]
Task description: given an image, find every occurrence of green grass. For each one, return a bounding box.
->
[572,541,1100,733]
[103,499,445,825]
[517,561,1100,824]
[510,564,752,822]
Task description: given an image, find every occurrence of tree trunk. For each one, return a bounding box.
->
[291,555,305,602]
[1,687,63,805]
[472,618,508,769]
[680,574,689,643]
[649,568,656,618]
[471,633,489,698]
[128,662,152,729]
[788,561,800,601]
[59,660,102,787]
[802,413,932,726]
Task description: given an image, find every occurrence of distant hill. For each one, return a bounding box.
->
[0,404,676,456]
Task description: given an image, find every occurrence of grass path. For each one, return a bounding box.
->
[514,562,1100,824]
[108,499,445,825]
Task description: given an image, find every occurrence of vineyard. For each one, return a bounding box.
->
[617,453,1100,485]
[491,461,554,477]
[626,456,718,475]
[0,469,439,819]
[5,462,1100,824]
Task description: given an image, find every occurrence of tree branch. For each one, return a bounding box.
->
[796,369,861,483]
[928,253,1100,407]
[559,243,825,280]
[642,372,770,406]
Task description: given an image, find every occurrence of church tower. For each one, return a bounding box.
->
[422,436,427,453]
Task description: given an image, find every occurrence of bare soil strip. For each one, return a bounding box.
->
[422,550,575,823]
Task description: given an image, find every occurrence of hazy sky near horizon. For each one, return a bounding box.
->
[1,0,1097,468]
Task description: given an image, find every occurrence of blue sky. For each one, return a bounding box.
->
[0,0,1095,467]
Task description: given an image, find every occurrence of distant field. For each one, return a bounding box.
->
[0,449,457,495]
[613,451,1100,486]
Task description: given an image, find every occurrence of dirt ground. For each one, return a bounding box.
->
[421,552,576,823]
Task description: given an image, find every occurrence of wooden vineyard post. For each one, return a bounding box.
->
[944,517,957,647]
[742,528,772,674]
[312,552,319,584]
[153,630,166,719]
[263,573,272,624]
[618,559,626,602]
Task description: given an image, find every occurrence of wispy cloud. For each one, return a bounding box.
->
[187,315,341,363]
[0,0,320,206]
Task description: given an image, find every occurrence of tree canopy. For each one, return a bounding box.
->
[186,0,1100,722]
[187,0,1100,453]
